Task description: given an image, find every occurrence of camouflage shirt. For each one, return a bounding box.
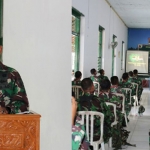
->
[72,80,81,86]
[77,92,113,143]
[128,76,143,99]
[110,85,124,94]
[97,75,108,83]
[119,80,135,105]
[90,75,100,82]
[72,116,90,150]
[0,62,29,114]
[110,85,131,116]
[99,92,123,114]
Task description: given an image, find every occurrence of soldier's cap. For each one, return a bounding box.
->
[0,38,3,46]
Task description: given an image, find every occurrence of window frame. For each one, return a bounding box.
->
[72,8,81,72]
[98,26,104,71]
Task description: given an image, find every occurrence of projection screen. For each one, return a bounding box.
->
[126,50,149,74]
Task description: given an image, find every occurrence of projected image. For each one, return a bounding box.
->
[126,51,149,73]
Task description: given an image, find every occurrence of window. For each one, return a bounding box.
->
[98,26,104,71]
[121,41,124,70]
[72,9,81,75]
[112,35,117,76]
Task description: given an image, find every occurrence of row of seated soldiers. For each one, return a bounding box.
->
[72,69,143,150]
[72,69,143,105]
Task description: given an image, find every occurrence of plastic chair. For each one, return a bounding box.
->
[78,111,105,150]
[121,88,132,105]
[105,102,117,148]
[93,81,100,96]
[131,82,138,106]
[72,85,82,99]
[111,93,128,127]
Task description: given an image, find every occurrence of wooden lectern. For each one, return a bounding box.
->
[0,111,41,150]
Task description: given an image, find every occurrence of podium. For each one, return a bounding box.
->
[0,111,41,150]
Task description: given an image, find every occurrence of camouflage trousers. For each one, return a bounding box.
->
[125,104,132,116]
[112,123,130,150]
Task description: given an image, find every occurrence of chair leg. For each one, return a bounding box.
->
[93,144,98,150]
[100,142,105,150]
[124,113,128,127]
[136,96,138,106]
[108,137,112,148]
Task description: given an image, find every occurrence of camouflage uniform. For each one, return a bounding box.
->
[110,85,131,116]
[128,77,143,100]
[99,92,123,121]
[72,80,83,98]
[98,75,108,83]
[0,62,29,114]
[119,81,135,106]
[90,76,100,96]
[72,80,81,86]
[72,116,90,150]
[99,92,127,149]
[77,92,114,143]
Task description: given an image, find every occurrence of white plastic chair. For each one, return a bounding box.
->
[72,85,82,99]
[93,81,100,96]
[78,111,105,150]
[121,88,132,105]
[131,82,138,106]
[111,93,128,127]
[105,102,117,148]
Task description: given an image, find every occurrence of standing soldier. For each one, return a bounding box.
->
[0,38,29,114]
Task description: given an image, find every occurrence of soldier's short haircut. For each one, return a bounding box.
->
[99,69,104,75]
[128,71,133,77]
[81,78,93,91]
[100,79,111,90]
[111,76,119,85]
[75,71,82,78]
[133,69,138,75]
[90,68,96,75]
[122,73,129,80]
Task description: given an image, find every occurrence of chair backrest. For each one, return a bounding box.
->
[121,88,132,104]
[72,85,82,99]
[93,81,100,96]
[77,111,104,146]
[105,102,117,127]
[111,93,125,114]
[131,82,138,96]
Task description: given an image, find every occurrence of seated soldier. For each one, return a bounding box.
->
[72,95,90,150]
[128,71,134,82]
[90,68,99,82]
[110,76,124,93]
[133,69,143,103]
[98,69,108,83]
[77,78,114,144]
[110,76,131,116]
[119,73,134,106]
[99,79,129,148]
[90,69,100,95]
[72,71,82,86]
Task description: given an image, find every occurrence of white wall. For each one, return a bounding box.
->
[3,0,71,149]
[73,0,128,79]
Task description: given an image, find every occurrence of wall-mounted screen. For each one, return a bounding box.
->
[126,50,149,74]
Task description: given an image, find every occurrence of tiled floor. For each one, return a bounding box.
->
[105,88,150,150]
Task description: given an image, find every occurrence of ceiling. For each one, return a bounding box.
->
[106,0,150,28]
